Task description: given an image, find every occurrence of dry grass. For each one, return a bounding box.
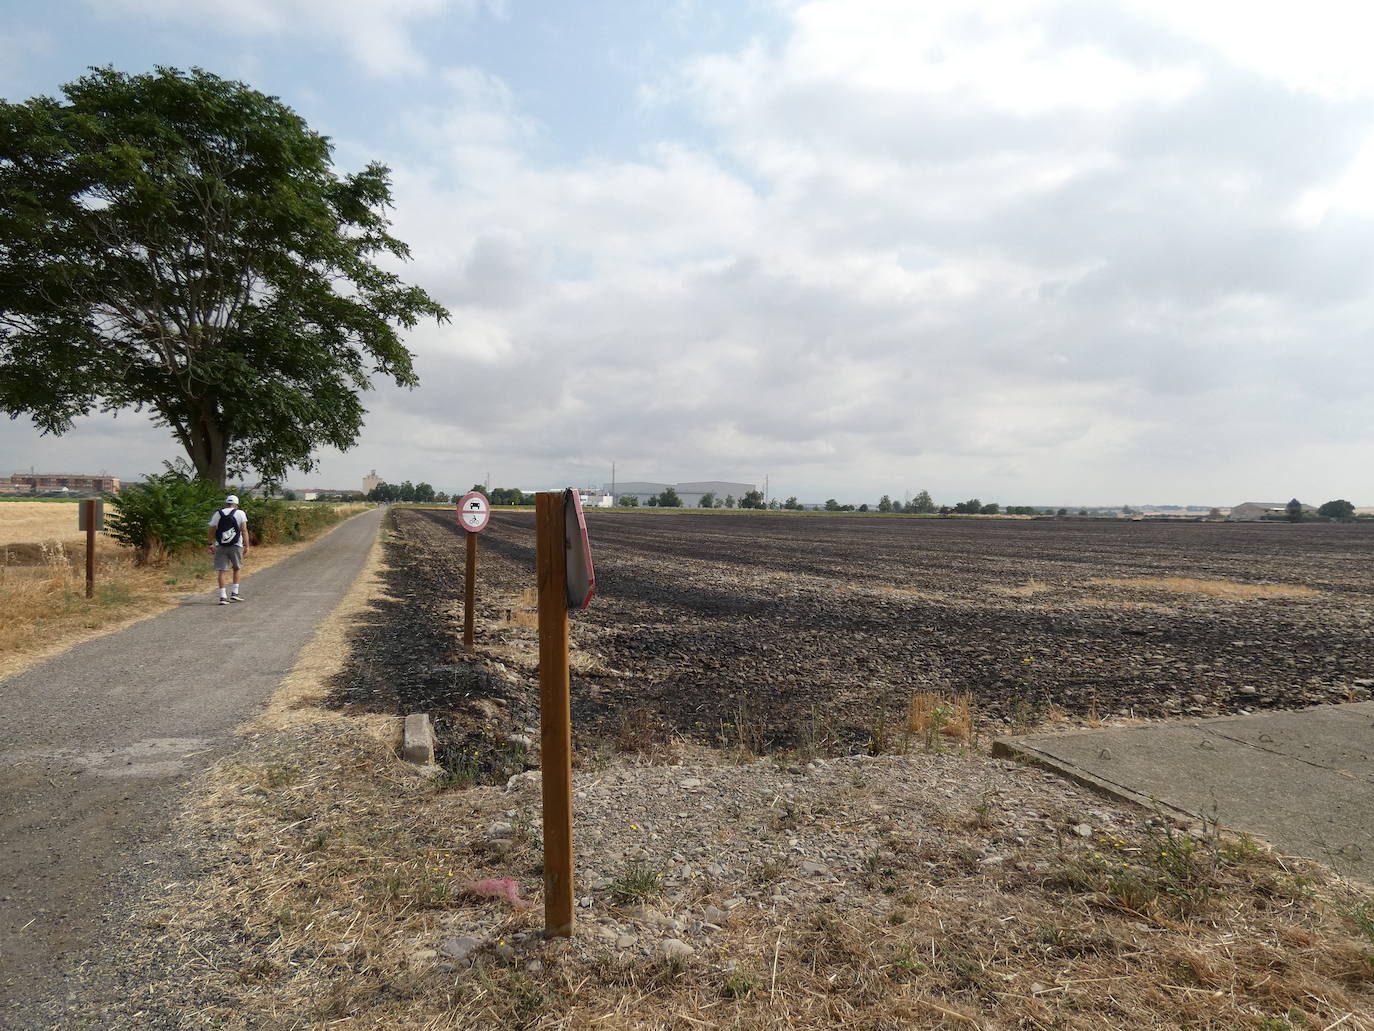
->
[907,691,973,743]
[501,587,540,628]
[1088,576,1320,600]
[992,580,1054,598]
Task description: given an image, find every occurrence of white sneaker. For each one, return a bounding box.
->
[229,594,244,602]
[218,597,229,605]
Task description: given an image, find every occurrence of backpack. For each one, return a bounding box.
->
[215,509,240,546]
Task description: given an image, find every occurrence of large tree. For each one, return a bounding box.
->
[0,66,448,486]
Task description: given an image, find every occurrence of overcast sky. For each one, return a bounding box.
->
[2,0,1371,506]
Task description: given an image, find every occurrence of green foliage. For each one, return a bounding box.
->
[723,494,736,508]
[105,463,224,562]
[980,502,999,514]
[858,503,869,512]
[655,487,681,507]
[784,496,802,510]
[488,486,527,506]
[953,498,982,514]
[1318,499,1355,521]
[738,489,765,509]
[877,494,892,513]
[1286,498,1304,522]
[698,491,715,508]
[237,497,342,546]
[911,489,937,514]
[0,66,448,487]
[824,498,840,511]
[609,862,662,905]
[412,482,436,503]
[618,494,639,507]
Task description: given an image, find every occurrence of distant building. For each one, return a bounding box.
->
[362,469,383,495]
[605,480,755,507]
[1228,501,1317,521]
[2,472,121,494]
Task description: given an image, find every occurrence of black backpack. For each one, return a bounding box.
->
[215,509,240,546]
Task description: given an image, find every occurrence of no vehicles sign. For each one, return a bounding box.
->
[457,491,490,533]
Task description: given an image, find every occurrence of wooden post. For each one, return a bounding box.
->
[535,491,574,937]
[84,499,96,599]
[463,530,477,648]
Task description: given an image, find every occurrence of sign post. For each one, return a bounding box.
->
[534,488,595,937]
[78,499,104,599]
[457,491,491,648]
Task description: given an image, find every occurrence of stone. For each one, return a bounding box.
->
[799,860,828,876]
[703,906,729,924]
[678,778,703,789]
[616,934,636,949]
[487,822,514,839]
[1190,694,1207,704]
[507,733,533,749]
[402,713,436,765]
[1239,685,1258,695]
[496,944,516,961]
[525,960,544,973]
[1072,824,1093,838]
[659,938,694,960]
[439,936,481,963]
[506,770,540,792]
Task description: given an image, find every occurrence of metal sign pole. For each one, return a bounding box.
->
[535,491,574,937]
[464,530,477,648]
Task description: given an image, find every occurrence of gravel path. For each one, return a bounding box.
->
[0,507,383,1030]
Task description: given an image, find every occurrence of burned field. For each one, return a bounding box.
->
[331,509,1374,755]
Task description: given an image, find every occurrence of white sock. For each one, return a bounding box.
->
[231,584,239,596]
[218,588,227,599]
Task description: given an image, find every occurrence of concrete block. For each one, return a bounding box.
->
[403,712,436,765]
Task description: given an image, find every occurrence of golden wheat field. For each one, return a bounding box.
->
[0,500,110,549]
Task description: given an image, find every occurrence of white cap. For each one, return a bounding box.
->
[225,494,239,505]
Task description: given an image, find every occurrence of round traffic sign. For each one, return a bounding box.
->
[457,491,491,533]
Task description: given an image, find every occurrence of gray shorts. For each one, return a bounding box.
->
[213,545,243,571]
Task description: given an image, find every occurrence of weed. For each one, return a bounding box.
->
[1336,898,1374,950]
[720,972,755,999]
[756,857,785,884]
[609,862,662,904]
[732,695,767,759]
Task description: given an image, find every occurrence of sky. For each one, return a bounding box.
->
[2,0,1372,507]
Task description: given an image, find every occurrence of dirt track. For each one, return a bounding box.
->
[330,510,1374,760]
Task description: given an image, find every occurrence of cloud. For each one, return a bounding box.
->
[93,0,499,77]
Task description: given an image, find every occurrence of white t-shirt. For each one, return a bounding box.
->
[208,507,249,545]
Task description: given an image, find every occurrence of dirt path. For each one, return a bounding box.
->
[0,507,384,1029]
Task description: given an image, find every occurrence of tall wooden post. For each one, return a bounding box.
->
[463,530,477,648]
[84,499,96,599]
[535,491,574,937]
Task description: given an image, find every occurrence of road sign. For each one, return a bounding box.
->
[563,488,595,610]
[457,491,491,533]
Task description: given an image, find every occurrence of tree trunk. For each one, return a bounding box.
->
[188,405,229,486]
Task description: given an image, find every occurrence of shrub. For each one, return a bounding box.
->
[106,464,224,563]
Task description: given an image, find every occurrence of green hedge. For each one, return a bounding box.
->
[238,498,346,546]
[107,464,351,562]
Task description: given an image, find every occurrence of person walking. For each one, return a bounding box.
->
[207,494,249,605]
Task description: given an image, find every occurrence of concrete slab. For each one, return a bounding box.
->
[994,702,1374,885]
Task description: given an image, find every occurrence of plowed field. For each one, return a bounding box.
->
[330,510,1374,757]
